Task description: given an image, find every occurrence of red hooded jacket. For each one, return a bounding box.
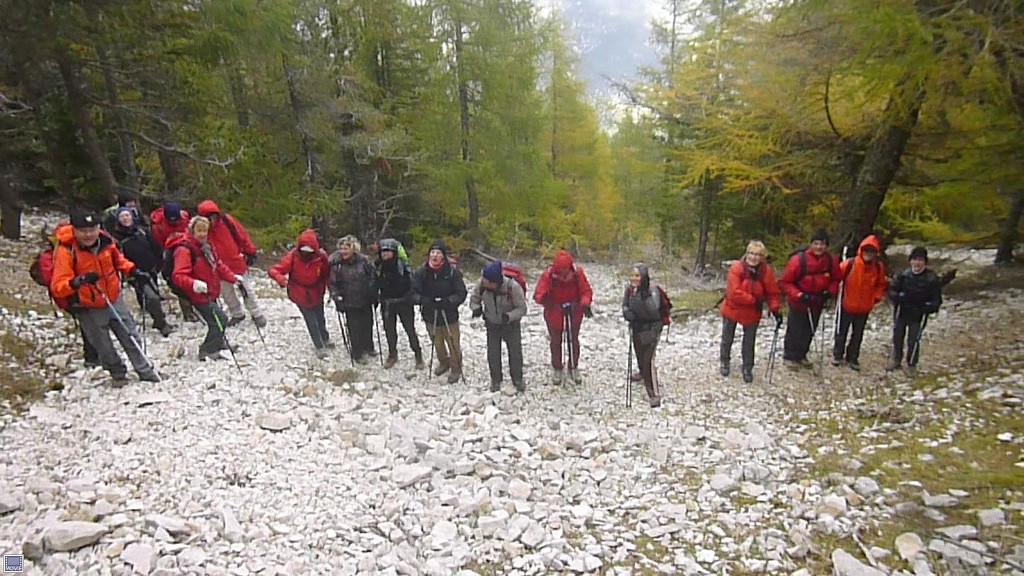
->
[196,200,256,275]
[150,207,191,248]
[720,260,781,327]
[533,250,593,330]
[268,229,330,308]
[839,235,888,315]
[778,248,841,312]
[168,233,237,305]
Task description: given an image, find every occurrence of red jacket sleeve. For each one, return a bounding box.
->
[533,268,551,306]
[171,247,196,292]
[726,262,756,307]
[658,287,672,325]
[777,255,803,302]
[225,215,257,256]
[268,251,294,287]
[575,267,593,307]
[215,256,238,283]
[763,265,782,313]
[827,255,842,296]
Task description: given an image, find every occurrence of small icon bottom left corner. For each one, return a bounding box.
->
[3,553,24,573]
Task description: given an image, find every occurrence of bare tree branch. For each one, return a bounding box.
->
[110,129,242,169]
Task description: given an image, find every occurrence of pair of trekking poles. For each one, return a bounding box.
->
[427,302,466,384]
[333,301,386,369]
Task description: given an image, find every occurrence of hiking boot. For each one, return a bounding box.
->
[355,355,371,366]
[630,371,643,382]
[253,315,268,329]
[138,371,161,383]
[742,367,753,384]
[155,322,174,337]
[799,358,815,369]
[199,349,225,362]
[323,341,336,349]
[219,341,237,353]
[885,359,901,372]
[848,361,861,371]
[513,380,525,393]
[551,368,563,385]
[111,375,129,388]
[649,395,662,408]
[720,361,730,377]
[384,355,398,369]
[447,371,461,384]
[315,348,329,360]
[906,365,918,377]
[784,359,801,371]
[490,380,502,393]
[831,356,843,367]
[433,362,450,376]
[414,351,425,369]
[569,368,582,384]
[227,315,246,327]
[84,359,101,368]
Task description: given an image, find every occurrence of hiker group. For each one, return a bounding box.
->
[34,198,943,404]
[718,229,945,386]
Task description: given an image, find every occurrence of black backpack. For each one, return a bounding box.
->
[161,243,198,298]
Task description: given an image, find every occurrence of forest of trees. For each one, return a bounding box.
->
[0,0,1021,267]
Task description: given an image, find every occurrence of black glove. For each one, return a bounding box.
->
[773,310,784,326]
[70,272,100,289]
[501,312,510,324]
[897,291,907,303]
[472,308,483,319]
[433,297,444,305]
[560,302,572,313]
[245,253,257,267]
[799,292,812,303]
[623,310,637,323]
[130,269,150,284]
[820,290,831,302]
[332,296,344,309]
[582,306,593,318]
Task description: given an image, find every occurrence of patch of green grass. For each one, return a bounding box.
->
[326,368,361,386]
[0,332,55,410]
[670,290,722,320]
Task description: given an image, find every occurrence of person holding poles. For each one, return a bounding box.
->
[719,241,782,383]
[887,247,942,376]
[373,239,425,369]
[533,249,594,385]
[268,229,333,359]
[329,235,377,365]
[778,229,841,370]
[470,261,528,393]
[412,240,467,384]
[621,264,672,407]
[168,217,243,362]
[50,211,161,387]
[832,235,888,371]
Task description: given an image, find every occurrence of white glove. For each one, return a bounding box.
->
[193,279,208,294]
[235,275,245,283]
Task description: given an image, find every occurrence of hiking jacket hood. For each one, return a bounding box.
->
[150,206,191,249]
[196,200,256,275]
[268,229,329,308]
[839,235,888,315]
[533,250,593,330]
[168,233,237,305]
[720,260,781,327]
[50,225,135,308]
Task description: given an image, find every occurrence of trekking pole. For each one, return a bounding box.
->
[766,320,781,386]
[625,327,633,408]
[236,280,267,348]
[428,307,438,377]
[212,304,243,375]
[651,346,661,401]
[833,246,847,339]
[373,304,384,367]
[908,313,930,370]
[97,290,160,381]
[335,307,353,367]
[817,308,826,377]
[439,307,466,385]
[139,286,148,354]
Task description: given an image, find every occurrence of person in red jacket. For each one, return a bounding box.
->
[50,211,160,386]
[169,216,242,361]
[778,229,841,369]
[195,200,265,328]
[833,235,888,370]
[533,249,593,384]
[150,201,199,322]
[269,229,333,358]
[719,241,782,383]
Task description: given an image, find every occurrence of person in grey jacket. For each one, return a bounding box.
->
[329,235,377,364]
[622,263,672,408]
[470,261,527,392]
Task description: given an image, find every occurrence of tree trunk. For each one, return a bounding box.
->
[0,175,22,240]
[229,69,250,128]
[694,171,717,273]
[97,44,139,195]
[283,54,317,185]
[157,148,183,197]
[833,78,925,248]
[455,15,479,235]
[995,190,1023,264]
[57,50,121,202]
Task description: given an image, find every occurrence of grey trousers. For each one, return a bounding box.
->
[220,274,264,320]
[76,296,154,378]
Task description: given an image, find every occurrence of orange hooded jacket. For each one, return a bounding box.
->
[50,225,135,309]
[839,235,888,315]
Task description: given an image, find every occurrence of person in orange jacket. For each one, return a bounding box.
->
[50,211,160,387]
[719,241,782,383]
[833,235,888,371]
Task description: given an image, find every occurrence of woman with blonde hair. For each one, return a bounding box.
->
[719,240,782,383]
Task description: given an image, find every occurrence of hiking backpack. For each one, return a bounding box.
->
[29,247,55,288]
[161,243,198,298]
[788,247,835,280]
[501,263,528,295]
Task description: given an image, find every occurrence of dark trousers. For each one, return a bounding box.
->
[345,306,374,359]
[833,312,868,363]
[892,312,925,366]
[632,330,661,398]
[783,307,822,361]
[71,311,99,364]
[383,303,421,357]
[298,304,330,349]
[133,282,168,329]
[195,302,228,353]
[547,318,581,370]
[720,318,757,369]
[486,321,523,383]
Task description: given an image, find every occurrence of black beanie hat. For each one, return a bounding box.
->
[810,228,830,245]
[909,247,928,262]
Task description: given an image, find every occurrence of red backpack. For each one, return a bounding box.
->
[29,243,72,311]
[502,263,528,295]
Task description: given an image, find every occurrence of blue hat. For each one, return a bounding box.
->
[482,261,503,283]
[163,201,182,222]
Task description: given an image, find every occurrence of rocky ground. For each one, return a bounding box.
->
[0,210,1021,576]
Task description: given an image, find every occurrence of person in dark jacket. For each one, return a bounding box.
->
[329,235,377,364]
[372,238,424,369]
[719,241,782,383]
[887,247,942,375]
[622,264,672,408]
[778,229,841,369]
[169,217,242,361]
[269,229,332,358]
[112,208,174,337]
[102,191,149,234]
[411,240,467,384]
[470,261,528,392]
